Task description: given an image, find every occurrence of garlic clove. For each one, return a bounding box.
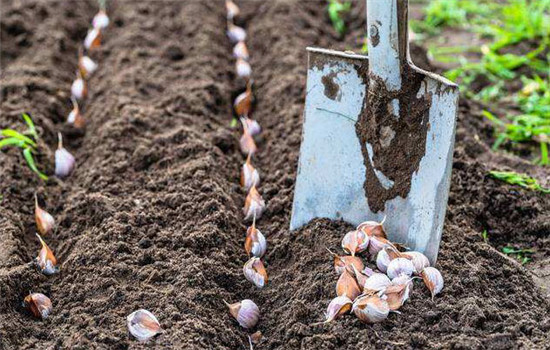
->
[227,23,246,43]
[362,266,375,277]
[241,117,261,136]
[127,309,162,341]
[336,269,361,300]
[315,296,352,325]
[352,294,389,324]
[35,233,58,275]
[233,41,249,60]
[24,293,52,319]
[341,230,369,256]
[391,274,414,292]
[357,219,386,239]
[244,221,267,258]
[420,267,443,300]
[382,282,411,311]
[363,273,391,293]
[240,154,260,191]
[328,248,364,275]
[236,58,251,80]
[240,130,257,155]
[55,133,76,178]
[92,9,109,29]
[349,264,368,290]
[67,97,86,128]
[243,257,268,288]
[35,194,55,235]
[386,257,415,280]
[226,0,240,20]
[71,74,87,100]
[234,83,252,117]
[376,248,390,273]
[368,236,389,256]
[84,27,102,50]
[79,55,98,78]
[225,299,260,329]
[243,186,265,222]
[402,251,430,273]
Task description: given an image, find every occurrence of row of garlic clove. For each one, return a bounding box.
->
[319,220,444,325]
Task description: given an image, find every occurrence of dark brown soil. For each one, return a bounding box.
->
[1,1,549,349]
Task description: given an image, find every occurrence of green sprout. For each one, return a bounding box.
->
[481,229,489,242]
[0,113,48,181]
[489,170,550,193]
[327,0,351,37]
[502,246,534,264]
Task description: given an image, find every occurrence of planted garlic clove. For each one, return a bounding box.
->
[328,248,364,275]
[225,299,260,329]
[79,55,98,78]
[368,236,389,256]
[225,0,240,20]
[386,257,415,280]
[240,131,257,155]
[341,230,369,256]
[336,269,361,300]
[35,233,58,275]
[241,154,260,191]
[24,293,52,319]
[236,58,251,80]
[67,97,85,128]
[84,27,102,50]
[244,222,267,258]
[357,219,386,239]
[71,73,87,100]
[420,267,443,300]
[233,41,249,60]
[127,309,162,341]
[92,9,109,29]
[243,186,265,222]
[234,84,252,117]
[383,282,411,311]
[243,257,268,288]
[352,294,389,324]
[363,273,391,293]
[314,296,352,325]
[227,23,246,43]
[402,251,430,273]
[35,194,55,235]
[241,117,261,136]
[55,133,75,178]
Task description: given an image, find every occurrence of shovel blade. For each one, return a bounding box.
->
[291,48,458,264]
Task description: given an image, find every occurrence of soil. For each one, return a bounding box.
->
[1,1,549,350]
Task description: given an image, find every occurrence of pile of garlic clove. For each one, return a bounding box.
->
[318,220,444,325]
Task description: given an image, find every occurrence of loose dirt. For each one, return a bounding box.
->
[1,1,549,349]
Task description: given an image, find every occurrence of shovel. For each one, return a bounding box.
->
[290,0,459,264]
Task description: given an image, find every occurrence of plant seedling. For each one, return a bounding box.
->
[481,229,489,242]
[489,170,550,194]
[502,246,534,265]
[0,114,48,180]
[327,0,351,36]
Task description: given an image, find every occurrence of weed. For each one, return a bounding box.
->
[489,170,550,193]
[327,0,351,36]
[502,246,534,264]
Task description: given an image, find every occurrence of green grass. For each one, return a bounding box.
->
[327,0,351,36]
[0,113,48,180]
[489,170,550,193]
[502,246,534,264]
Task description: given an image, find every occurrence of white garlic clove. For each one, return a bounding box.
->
[376,249,390,273]
[367,236,389,256]
[403,251,430,273]
[356,219,386,239]
[55,133,75,178]
[92,10,109,29]
[225,0,240,20]
[79,55,98,78]
[362,266,375,277]
[243,186,265,222]
[391,274,414,293]
[35,233,58,275]
[225,299,260,329]
[336,269,361,300]
[127,309,162,341]
[227,23,246,43]
[386,257,415,280]
[71,76,87,100]
[240,131,257,155]
[363,273,391,293]
[241,117,261,136]
[244,223,267,258]
[24,293,52,319]
[352,294,389,324]
[319,296,352,324]
[240,155,260,191]
[67,97,85,128]
[243,257,268,288]
[341,230,369,256]
[35,195,55,235]
[236,58,251,79]
[84,27,101,50]
[233,41,249,60]
[420,267,444,300]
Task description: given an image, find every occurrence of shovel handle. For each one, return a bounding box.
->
[366,0,409,92]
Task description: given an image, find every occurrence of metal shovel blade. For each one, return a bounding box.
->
[290,0,459,264]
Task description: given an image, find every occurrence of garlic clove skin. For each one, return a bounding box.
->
[35,233,58,275]
[386,257,415,280]
[243,257,268,288]
[383,282,411,311]
[35,195,55,235]
[336,269,361,300]
[352,294,389,324]
[243,186,265,222]
[321,296,352,324]
[233,41,249,60]
[330,249,364,275]
[226,299,260,329]
[341,230,369,256]
[79,55,98,78]
[402,251,430,273]
[127,309,162,342]
[234,90,252,117]
[367,236,389,257]
[227,23,246,43]
[55,133,75,178]
[24,293,52,319]
[420,267,444,300]
[240,155,260,191]
[236,58,251,80]
[92,10,109,29]
[225,0,240,20]
[362,266,375,277]
[84,27,102,50]
[357,219,386,239]
[363,273,391,293]
[245,224,267,258]
[71,76,87,100]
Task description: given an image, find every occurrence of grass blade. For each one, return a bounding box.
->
[22,147,48,181]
